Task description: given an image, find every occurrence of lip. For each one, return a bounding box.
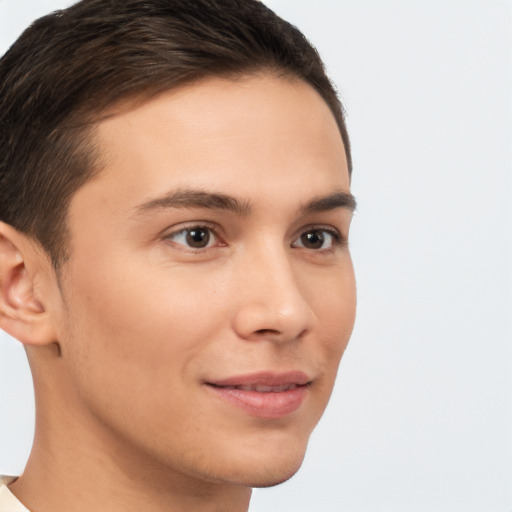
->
[205,371,311,419]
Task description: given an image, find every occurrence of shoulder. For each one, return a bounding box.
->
[0,476,29,512]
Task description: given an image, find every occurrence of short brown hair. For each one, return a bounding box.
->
[0,0,351,268]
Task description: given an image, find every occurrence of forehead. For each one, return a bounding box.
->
[72,75,349,221]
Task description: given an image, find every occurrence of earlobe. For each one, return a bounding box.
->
[0,222,58,346]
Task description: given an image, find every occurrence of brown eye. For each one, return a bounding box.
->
[166,226,217,249]
[301,230,325,249]
[186,228,211,248]
[292,229,339,250]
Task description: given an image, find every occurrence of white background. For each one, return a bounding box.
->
[0,1,511,511]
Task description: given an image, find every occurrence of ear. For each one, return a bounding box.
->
[0,221,59,346]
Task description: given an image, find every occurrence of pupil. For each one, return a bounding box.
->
[186,228,210,248]
[302,231,324,249]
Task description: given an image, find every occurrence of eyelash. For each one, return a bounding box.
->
[163,223,222,251]
[291,226,345,252]
[163,224,345,252]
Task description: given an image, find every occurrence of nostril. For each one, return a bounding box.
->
[254,328,280,336]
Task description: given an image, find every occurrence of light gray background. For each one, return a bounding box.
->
[0,1,511,511]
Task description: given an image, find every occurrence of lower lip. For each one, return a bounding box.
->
[206,385,308,419]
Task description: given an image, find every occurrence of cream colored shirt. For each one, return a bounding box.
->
[0,477,29,512]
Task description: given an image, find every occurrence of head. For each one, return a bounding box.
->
[0,0,352,270]
[0,0,355,492]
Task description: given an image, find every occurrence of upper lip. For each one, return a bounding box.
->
[206,370,312,388]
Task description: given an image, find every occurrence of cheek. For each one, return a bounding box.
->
[309,260,356,376]
[297,268,356,436]
[58,261,229,452]
[60,257,227,402]
[72,258,216,340]
[314,257,356,332]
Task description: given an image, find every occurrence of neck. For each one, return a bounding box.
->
[10,364,252,512]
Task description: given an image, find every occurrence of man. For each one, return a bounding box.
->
[0,0,356,510]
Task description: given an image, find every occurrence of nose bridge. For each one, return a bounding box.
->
[233,240,316,341]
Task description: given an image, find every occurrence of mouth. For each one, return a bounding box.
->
[204,371,312,419]
[210,383,302,392]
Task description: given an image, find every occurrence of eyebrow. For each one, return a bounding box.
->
[135,188,356,216]
[136,189,251,216]
[301,190,357,214]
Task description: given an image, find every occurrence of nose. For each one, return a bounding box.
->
[232,245,317,343]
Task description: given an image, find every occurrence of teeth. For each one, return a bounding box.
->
[255,385,273,392]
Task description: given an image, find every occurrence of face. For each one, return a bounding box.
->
[54,75,356,488]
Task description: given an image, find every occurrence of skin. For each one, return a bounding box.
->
[0,74,356,512]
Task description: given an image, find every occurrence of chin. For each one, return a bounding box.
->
[219,445,308,489]
[247,464,303,488]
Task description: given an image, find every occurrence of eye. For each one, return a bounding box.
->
[165,225,220,249]
[292,228,341,250]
